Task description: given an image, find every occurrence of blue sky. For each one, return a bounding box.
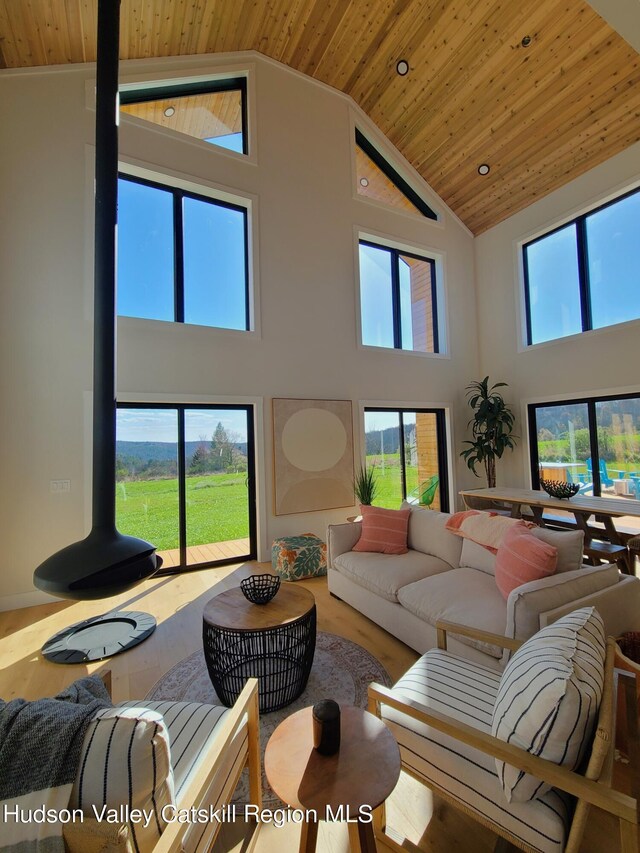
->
[117,177,246,330]
[528,192,639,344]
[117,409,248,443]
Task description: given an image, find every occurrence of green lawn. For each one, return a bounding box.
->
[365,453,420,509]
[116,473,249,550]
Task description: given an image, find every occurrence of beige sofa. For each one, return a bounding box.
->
[327,504,640,670]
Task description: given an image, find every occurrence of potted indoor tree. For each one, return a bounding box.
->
[460,376,517,488]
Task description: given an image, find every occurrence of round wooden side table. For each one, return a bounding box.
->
[203,584,316,713]
[264,705,401,852]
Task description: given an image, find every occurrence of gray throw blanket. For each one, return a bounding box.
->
[0,675,111,853]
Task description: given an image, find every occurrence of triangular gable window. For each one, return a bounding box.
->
[355,129,436,220]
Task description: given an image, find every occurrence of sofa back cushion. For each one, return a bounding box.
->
[352,504,410,555]
[460,526,585,575]
[495,527,558,600]
[402,503,462,568]
[492,606,606,803]
[531,527,584,573]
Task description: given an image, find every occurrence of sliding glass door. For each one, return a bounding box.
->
[529,394,640,499]
[363,407,449,511]
[116,404,256,570]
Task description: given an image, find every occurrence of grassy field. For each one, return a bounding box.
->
[116,454,434,549]
[116,473,249,550]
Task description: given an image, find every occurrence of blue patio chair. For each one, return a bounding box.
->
[585,458,614,488]
[566,469,593,495]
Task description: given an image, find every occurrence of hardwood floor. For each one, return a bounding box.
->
[0,563,628,852]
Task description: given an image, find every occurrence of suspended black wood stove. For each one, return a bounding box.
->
[34,0,161,663]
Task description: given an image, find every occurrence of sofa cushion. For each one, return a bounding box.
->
[381,649,571,853]
[495,527,558,600]
[402,503,462,567]
[352,504,410,554]
[460,527,585,576]
[459,538,498,574]
[397,568,507,658]
[492,607,606,803]
[333,550,451,603]
[531,527,584,573]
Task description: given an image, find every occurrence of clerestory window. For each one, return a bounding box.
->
[117,174,250,331]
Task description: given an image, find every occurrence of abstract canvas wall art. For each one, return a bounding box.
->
[272,398,354,515]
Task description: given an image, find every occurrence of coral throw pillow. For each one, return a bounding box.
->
[495,526,558,599]
[352,505,411,555]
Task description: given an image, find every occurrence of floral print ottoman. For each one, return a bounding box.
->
[271,533,327,581]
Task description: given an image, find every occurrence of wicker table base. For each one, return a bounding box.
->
[203,585,316,713]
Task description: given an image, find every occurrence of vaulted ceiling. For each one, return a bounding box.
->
[1,0,639,234]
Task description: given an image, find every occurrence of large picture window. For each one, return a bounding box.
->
[523,187,640,345]
[359,241,439,353]
[363,408,449,511]
[120,78,247,155]
[117,174,249,330]
[528,393,640,503]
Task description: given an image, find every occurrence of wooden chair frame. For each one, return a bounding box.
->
[64,674,262,853]
[369,621,640,853]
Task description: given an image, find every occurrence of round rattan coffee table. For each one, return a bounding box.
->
[203,584,316,713]
[265,705,401,852]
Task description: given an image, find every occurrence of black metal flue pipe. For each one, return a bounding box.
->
[34,0,159,599]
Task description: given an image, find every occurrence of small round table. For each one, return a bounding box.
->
[203,585,316,713]
[264,706,400,852]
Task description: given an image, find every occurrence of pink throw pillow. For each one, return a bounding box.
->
[352,505,410,555]
[495,526,558,600]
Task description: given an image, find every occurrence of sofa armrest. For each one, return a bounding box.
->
[540,575,640,637]
[506,563,620,643]
[327,521,361,568]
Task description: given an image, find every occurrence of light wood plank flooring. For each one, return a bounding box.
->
[0,563,627,852]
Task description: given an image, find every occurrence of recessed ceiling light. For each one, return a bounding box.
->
[396,59,409,76]
[359,177,369,187]
[478,164,490,176]
[521,35,532,47]
[163,106,176,117]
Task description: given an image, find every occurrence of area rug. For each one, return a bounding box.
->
[145,631,392,805]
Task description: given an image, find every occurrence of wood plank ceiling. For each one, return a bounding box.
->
[1,0,638,234]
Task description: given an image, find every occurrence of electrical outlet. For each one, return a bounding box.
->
[50,479,71,493]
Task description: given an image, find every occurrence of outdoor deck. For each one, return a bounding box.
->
[158,538,252,568]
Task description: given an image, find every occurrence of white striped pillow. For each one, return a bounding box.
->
[70,706,175,851]
[491,606,606,803]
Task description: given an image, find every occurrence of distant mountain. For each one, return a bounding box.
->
[116,440,247,463]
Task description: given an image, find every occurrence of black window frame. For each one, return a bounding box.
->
[355,129,438,220]
[364,406,449,511]
[118,172,250,330]
[528,390,640,496]
[359,239,439,353]
[120,77,249,156]
[116,402,257,573]
[523,186,640,346]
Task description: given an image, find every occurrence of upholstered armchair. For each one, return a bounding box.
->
[369,613,640,853]
[64,676,261,853]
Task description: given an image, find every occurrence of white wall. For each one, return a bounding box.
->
[0,52,479,606]
[475,142,640,487]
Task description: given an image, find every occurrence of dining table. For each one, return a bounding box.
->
[459,486,640,574]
